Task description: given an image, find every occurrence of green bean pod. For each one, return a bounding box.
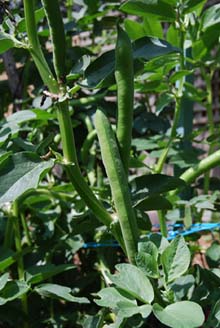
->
[41,0,66,81]
[115,26,134,174]
[95,109,138,264]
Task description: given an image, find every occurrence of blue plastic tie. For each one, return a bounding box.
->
[83,222,220,249]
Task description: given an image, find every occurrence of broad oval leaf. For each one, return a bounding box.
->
[171,275,195,301]
[0,273,9,291]
[0,32,20,55]
[79,50,115,88]
[95,287,137,309]
[136,241,159,278]
[0,152,54,205]
[120,1,176,21]
[132,37,178,61]
[161,236,191,283]
[107,263,154,304]
[131,174,186,196]
[25,264,76,284]
[35,283,89,304]
[201,4,220,31]
[134,195,172,211]
[0,281,29,305]
[0,32,24,55]
[153,301,205,328]
[0,110,55,144]
[118,302,152,320]
[81,37,179,88]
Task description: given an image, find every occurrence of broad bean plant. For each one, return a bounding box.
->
[0,0,220,327]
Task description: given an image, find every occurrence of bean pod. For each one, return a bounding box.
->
[95,109,138,264]
[115,26,134,174]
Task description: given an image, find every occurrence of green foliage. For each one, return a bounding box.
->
[0,0,219,326]
[95,235,205,327]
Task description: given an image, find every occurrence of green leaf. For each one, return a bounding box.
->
[166,25,179,48]
[183,0,206,14]
[161,236,191,283]
[150,234,169,253]
[25,264,76,284]
[0,248,16,271]
[67,55,91,80]
[0,281,29,305]
[136,241,159,278]
[134,195,172,211]
[81,37,179,88]
[80,50,115,88]
[124,19,146,40]
[206,242,220,268]
[17,7,46,33]
[0,151,12,165]
[201,4,220,30]
[35,283,89,303]
[0,110,54,144]
[0,32,23,55]
[117,302,152,320]
[120,1,176,21]
[0,152,54,205]
[0,273,9,291]
[156,93,174,115]
[133,37,179,61]
[169,70,193,83]
[143,16,163,38]
[131,174,186,196]
[153,301,205,328]
[0,33,15,54]
[95,287,137,309]
[171,275,195,301]
[107,263,154,304]
[205,299,220,328]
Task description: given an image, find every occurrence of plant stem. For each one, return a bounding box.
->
[23,0,124,246]
[81,130,97,164]
[21,213,32,246]
[180,150,220,184]
[66,0,74,21]
[158,211,167,237]
[41,0,66,80]
[70,92,106,107]
[201,67,214,193]
[155,19,185,174]
[12,201,29,328]
[4,216,13,249]
[170,150,220,196]
[23,0,58,93]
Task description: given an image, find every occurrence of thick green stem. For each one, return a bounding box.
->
[56,101,114,227]
[23,0,58,93]
[23,0,124,245]
[70,92,107,107]
[170,150,220,196]
[41,0,66,81]
[180,150,220,184]
[158,211,167,238]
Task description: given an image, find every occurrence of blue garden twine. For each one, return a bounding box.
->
[83,222,220,249]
